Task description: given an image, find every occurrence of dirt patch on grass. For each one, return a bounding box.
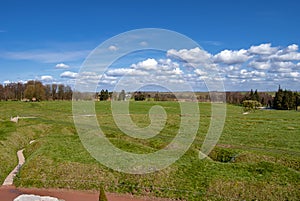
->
[208,147,238,163]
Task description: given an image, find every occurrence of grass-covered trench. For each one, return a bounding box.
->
[0,101,299,200]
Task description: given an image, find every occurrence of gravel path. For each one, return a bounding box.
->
[2,149,25,186]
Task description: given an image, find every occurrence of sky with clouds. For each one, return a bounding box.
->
[1,0,300,91]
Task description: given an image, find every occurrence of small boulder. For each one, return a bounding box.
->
[14,194,64,201]
[10,116,19,123]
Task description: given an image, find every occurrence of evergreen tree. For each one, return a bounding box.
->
[104,89,109,100]
[99,89,105,101]
[254,89,260,102]
[295,93,300,111]
[243,89,260,102]
[154,93,160,101]
[118,90,126,101]
[249,89,254,100]
[98,89,110,101]
[273,86,283,109]
[273,86,296,110]
[51,84,58,100]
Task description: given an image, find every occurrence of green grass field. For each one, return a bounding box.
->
[0,101,299,200]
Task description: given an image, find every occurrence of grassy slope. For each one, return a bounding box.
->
[0,101,299,200]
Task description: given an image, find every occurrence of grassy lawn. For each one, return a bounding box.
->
[0,101,299,200]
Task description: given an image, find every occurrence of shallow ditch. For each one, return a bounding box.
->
[208,147,239,163]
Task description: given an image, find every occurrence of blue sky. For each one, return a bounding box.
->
[1,0,300,91]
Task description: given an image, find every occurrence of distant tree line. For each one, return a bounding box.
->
[95,87,299,111]
[225,89,273,107]
[134,91,146,101]
[96,89,126,101]
[0,81,73,101]
[228,88,300,111]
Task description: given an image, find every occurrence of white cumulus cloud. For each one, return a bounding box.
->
[252,70,266,77]
[3,80,11,84]
[167,47,212,67]
[77,71,102,84]
[273,52,300,61]
[131,58,158,70]
[290,72,300,77]
[248,43,278,55]
[248,61,271,70]
[139,41,148,46]
[214,49,249,64]
[106,68,149,76]
[172,68,183,75]
[60,71,78,79]
[286,44,298,52]
[40,75,53,82]
[108,45,118,51]
[273,61,295,68]
[55,63,70,69]
[194,69,208,76]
